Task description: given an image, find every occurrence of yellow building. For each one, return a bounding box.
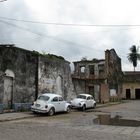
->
[122,71,140,99]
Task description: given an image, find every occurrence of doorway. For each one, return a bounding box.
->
[88,86,94,97]
[135,89,140,99]
[126,89,131,99]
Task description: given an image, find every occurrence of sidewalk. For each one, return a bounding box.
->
[0,112,33,122]
[0,101,122,122]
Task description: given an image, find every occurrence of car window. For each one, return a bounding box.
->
[91,96,94,100]
[59,97,64,101]
[77,95,86,99]
[87,96,90,100]
[52,97,58,102]
[37,95,50,101]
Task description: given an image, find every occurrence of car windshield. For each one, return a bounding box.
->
[37,95,50,101]
[77,95,86,99]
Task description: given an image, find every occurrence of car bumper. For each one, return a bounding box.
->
[31,107,48,113]
[71,104,83,108]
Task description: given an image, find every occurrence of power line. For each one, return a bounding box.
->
[1,16,140,36]
[0,19,132,59]
[0,19,90,49]
[0,19,130,65]
[1,16,138,36]
[1,16,140,27]
[0,19,133,56]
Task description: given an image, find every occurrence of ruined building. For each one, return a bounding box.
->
[0,45,74,112]
[72,49,123,103]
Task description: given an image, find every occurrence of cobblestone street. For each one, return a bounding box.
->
[0,100,140,140]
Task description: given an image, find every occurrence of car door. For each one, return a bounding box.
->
[52,96,65,112]
[86,96,93,108]
[51,96,60,112]
[90,96,95,107]
[58,97,66,111]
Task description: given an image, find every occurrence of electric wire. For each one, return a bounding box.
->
[0,19,93,50]
[1,16,140,27]
[1,16,139,37]
[0,18,135,59]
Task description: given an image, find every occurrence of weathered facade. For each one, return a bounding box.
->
[0,45,74,111]
[72,49,123,103]
[38,54,74,100]
[122,71,140,99]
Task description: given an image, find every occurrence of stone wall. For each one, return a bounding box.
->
[0,45,75,109]
[38,55,75,100]
[0,45,38,107]
[105,49,123,91]
[100,84,109,103]
[72,79,86,95]
[72,59,106,102]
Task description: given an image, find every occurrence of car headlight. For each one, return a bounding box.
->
[45,105,48,109]
[32,102,36,106]
[79,103,81,105]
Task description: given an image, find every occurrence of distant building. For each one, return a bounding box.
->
[122,71,140,99]
[72,49,123,103]
[0,45,74,111]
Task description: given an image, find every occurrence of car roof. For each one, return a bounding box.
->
[78,94,93,97]
[39,93,62,98]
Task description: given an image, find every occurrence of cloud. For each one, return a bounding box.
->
[1,0,140,71]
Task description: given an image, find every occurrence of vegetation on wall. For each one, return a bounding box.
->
[33,50,65,61]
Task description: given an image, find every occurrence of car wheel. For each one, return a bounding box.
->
[66,106,71,113]
[32,111,37,114]
[82,104,86,111]
[48,107,55,116]
[93,103,96,109]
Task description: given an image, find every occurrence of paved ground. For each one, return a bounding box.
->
[0,101,121,122]
[0,100,140,140]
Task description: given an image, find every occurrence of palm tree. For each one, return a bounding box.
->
[127,45,140,71]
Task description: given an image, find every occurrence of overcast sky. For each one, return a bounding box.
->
[1,0,140,71]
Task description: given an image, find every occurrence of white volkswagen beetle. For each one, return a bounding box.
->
[31,93,71,116]
[71,94,96,111]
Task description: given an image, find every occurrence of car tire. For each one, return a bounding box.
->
[32,111,37,114]
[66,106,71,113]
[82,104,86,111]
[48,107,55,116]
[93,103,96,109]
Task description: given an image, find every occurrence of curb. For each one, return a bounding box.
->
[0,112,34,122]
[96,102,122,108]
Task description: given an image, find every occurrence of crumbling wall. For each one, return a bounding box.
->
[72,79,86,95]
[105,49,123,95]
[72,59,106,101]
[38,55,75,100]
[0,72,4,103]
[100,84,109,103]
[0,45,37,104]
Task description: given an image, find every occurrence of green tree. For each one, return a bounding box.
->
[127,45,140,71]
